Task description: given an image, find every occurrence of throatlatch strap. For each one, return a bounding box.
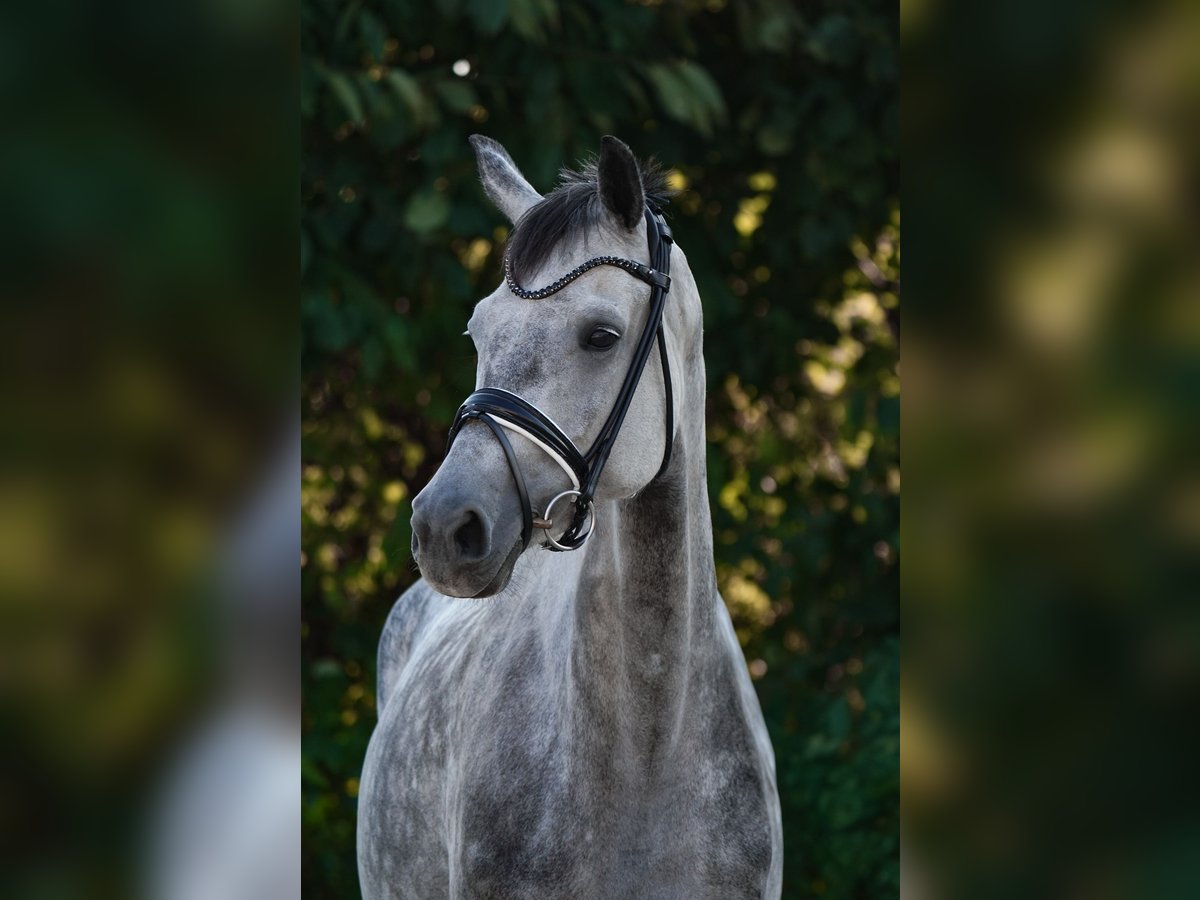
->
[655,325,673,480]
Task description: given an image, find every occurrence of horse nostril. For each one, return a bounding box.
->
[410,507,429,559]
[454,510,487,560]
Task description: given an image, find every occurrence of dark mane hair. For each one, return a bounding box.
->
[505,156,672,284]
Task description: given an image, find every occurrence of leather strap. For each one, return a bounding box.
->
[451,387,589,488]
[458,413,534,549]
[558,207,674,549]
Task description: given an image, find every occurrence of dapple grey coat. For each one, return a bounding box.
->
[357,136,783,899]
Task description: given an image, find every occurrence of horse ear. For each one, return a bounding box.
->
[597,136,644,230]
[469,135,542,225]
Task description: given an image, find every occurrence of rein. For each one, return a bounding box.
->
[448,203,675,552]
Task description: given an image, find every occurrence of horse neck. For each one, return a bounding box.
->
[564,332,720,767]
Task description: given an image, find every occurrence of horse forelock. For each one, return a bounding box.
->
[505,156,673,285]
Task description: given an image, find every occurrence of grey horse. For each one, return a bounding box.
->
[357,135,783,899]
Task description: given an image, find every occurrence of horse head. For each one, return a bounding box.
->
[410,135,682,597]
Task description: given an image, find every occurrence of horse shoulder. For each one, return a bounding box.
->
[376,579,440,714]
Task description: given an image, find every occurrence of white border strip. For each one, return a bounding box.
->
[493,419,581,491]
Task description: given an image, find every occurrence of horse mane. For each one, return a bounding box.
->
[505,155,672,284]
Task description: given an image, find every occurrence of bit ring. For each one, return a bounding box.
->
[539,489,596,551]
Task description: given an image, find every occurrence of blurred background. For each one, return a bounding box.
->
[0,0,295,898]
[301,0,898,898]
[4,0,1188,896]
[903,0,1199,896]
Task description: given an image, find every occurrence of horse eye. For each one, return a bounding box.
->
[586,326,621,351]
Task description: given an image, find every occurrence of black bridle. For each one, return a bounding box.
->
[448,203,675,552]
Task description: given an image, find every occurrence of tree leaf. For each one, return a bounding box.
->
[677,60,727,126]
[509,0,549,42]
[467,0,509,36]
[386,70,430,127]
[434,79,478,115]
[403,188,450,234]
[324,71,364,125]
[644,63,708,134]
[359,9,387,61]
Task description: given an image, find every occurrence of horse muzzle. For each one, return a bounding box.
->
[410,469,525,598]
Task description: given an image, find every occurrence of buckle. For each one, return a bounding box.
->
[631,262,672,291]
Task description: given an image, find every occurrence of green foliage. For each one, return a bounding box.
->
[302,0,898,896]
